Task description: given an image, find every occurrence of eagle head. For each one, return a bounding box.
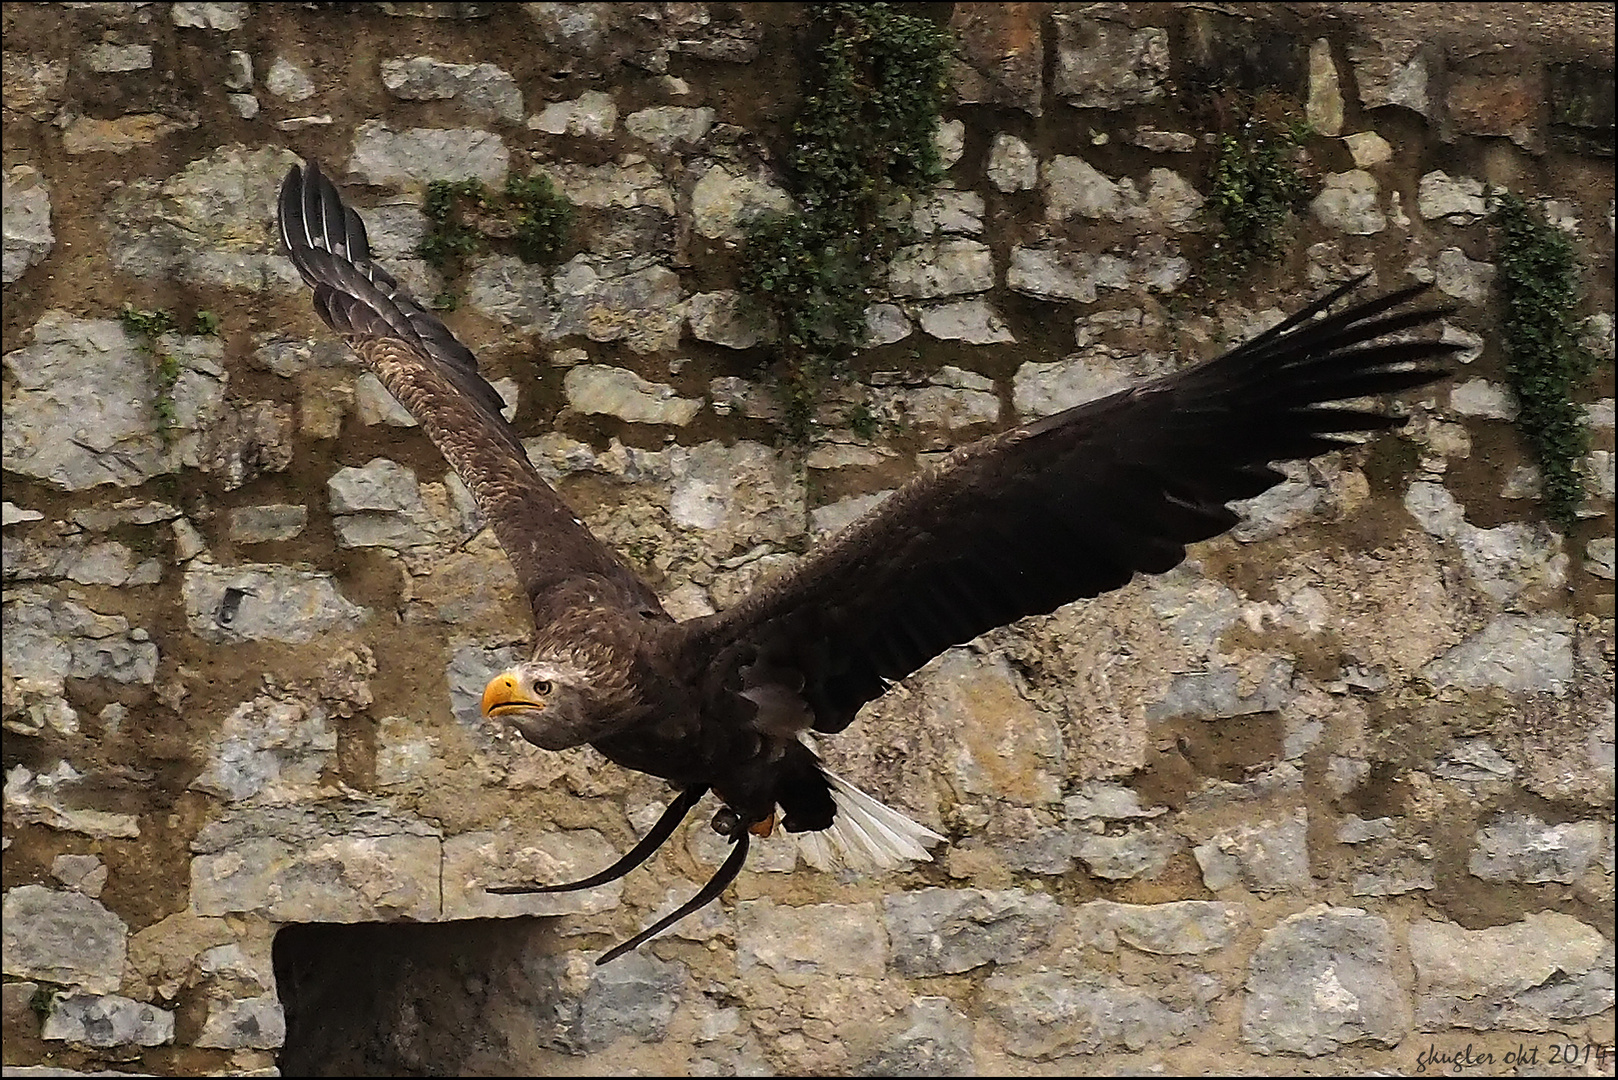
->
[480,655,626,751]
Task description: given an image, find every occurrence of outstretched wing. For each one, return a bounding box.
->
[679,278,1458,732]
[277,160,661,622]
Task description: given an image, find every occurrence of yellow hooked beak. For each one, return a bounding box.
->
[481,670,544,718]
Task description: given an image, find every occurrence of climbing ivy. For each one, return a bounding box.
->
[1202,113,1313,280]
[1489,191,1599,530]
[419,173,573,307]
[1194,86,1315,282]
[120,305,184,442]
[742,2,953,439]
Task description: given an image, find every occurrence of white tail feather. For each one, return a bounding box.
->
[790,763,946,873]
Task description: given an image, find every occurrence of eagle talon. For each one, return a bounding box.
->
[711,807,742,837]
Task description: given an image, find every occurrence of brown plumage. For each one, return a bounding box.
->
[278,160,1458,963]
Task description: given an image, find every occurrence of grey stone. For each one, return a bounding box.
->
[43,994,174,1048]
[181,561,369,645]
[1404,482,1565,603]
[687,291,775,349]
[563,365,702,425]
[912,191,985,236]
[190,692,337,803]
[934,119,966,170]
[2,502,44,526]
[1241,906,1409,1055]
[1052,16,1168,108]
[1137,168,1204,230]
[83,43,152,73]
[1423,615,1574,696]
[3,54,68,122]
[353,372,417,427]
[1073,828,1176,880]
[538,159,674,218]
[2,885,127,994]
[1307,38,1344,135]
[265,56,315,101]
[1411,912,1612,1031]
[861,996,975,1077]
[1150,656,1297,722]
[625,105,714,151]
[1074,900,1246,954]
[666,9,763,63]
[3,165,53,283]
[444,829,627,919]
[189,804,440,922]
[172,3,248,30]
[1469,812,1603,884]
[888,239,994,299]
[884,888,1059,976]
[224,51,252,90]
[1348,39,1431,117]
[70,500,181,531]
[5,762,139,840]
[573,951,685,1052]
[3,315,229,490]
[1449,378,1517,420]
[1065,783,1163,822]
[986,133,1037,192]
[864,303,913,346]
[736,899,888,983]
[328,458,468,549]
[708,376,779,421]
[1433,739,1518,786]
[1006,245,1129,303]
[691,163,793,241]
[104,144,303,290]
[446,641,525,728]
[983,970,1205,1059]
[3,586,158,685]
[1344,131,1393,167]
[1311,170,1385,234]
[1433,247,1495,306]
[1012,350,1145,417]
[1043,154,1122,220]
[917,299,1014,344]
[1128,127,1197,152]
[1588,538,1616,579]
[1193,811,1311,893]
[349,121,509,187]
[1231,462,1323,542]
[529,90,617,136]
[65,114,202,156]
[551,255,685,354]
[196,993,285,1050]
[228,504,308,544]
[381,56,522,122]
[1417,171,1487,223]
[51,855,108,898]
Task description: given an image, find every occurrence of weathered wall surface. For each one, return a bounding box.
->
[2,2,1614,1076]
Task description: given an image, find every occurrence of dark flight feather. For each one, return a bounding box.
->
[679,276,1458,733]
[277,161,663,625]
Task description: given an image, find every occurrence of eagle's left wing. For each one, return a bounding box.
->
[277,161,662,622]
[672,279,1458,735]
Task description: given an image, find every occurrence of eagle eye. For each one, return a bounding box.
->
[534,679,553,695]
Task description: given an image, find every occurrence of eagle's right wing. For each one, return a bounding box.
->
[278,161,662,621]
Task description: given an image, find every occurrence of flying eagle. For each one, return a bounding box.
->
[278,161,1456,963]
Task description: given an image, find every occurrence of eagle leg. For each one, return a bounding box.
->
[595,829,750,965]
[486,785,707,896]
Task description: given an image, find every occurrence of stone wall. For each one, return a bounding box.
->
[2,2,1613,1076]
